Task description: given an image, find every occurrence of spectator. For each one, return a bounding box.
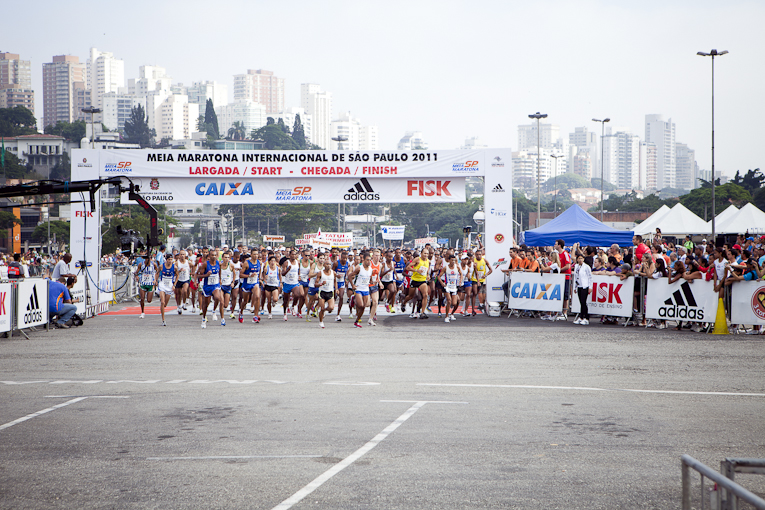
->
[49,277,76,329]
[7,253,22,279]
[633,235,650,262]
[52,253,77,281]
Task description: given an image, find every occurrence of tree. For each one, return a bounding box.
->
[227,121,246,141]
[44,120,86,142]
[679,182,752,218]
[251,123,300,150]
[590,177,616,191]
[1,149,34,179]
[123,105,155,148]
[543,173,590,192]
[0,106,37,137]
[277,205,336,238]
[50,151,70,180]
[277,118,288,134]
[204,99,219,140]
[101,213,169,254]
[0,210,21,230]
[730,169,764,195]
[292,114,306,149]
[31,220,70,249]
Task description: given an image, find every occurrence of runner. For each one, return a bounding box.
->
[239,253,262,324]
[195,247,210,315]
[297,250,312,316]
[136,255,158,319]
[174,250,190,314]
[348,251,373,328]
[333,250,350,322]
[197,249,224,328]
[305,252,322,320]
[218,252,235,326]
[401,247,431,319]
[367,249,382,326]
[158,255,177,326]
[460,254,473,317]
[281,250,304,321]
[380,250,397,313]
[439,253,462,323]
[262,255,281,319]
[471,249,493,316]
[311,254,337,329]
[393,249,406,309]
[228,250,242,319]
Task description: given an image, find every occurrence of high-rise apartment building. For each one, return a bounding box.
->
[329,112,379,151]
[215,101,267,138]
[272,107,312,146]
[128,66,172,97]
[602,129,640,189]
[397,131,428,151]
[42,55,86,128]
[0,52,34,112]
[640,142,658,191]
[187,81,228,107]
[301,83,332,149]
[645,114,676,189]
[102,90,145,131]
[460,137,488,150]
[233,70,284,114]
[675,143,697,190]
[87,48,125,114]
[512,149,553,189]
[518,122,559,151]
[569,127,599,179]
[359,125,379,151]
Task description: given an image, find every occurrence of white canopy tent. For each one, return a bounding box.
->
[641,203,710,237]
[705,205,738,232]
[715,203,765,235]
[633,204,671,236]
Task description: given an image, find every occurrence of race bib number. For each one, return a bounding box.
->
[221,272,233,286]
[179,269,189,280]
[207,274,219,285]
[418,266,428,276]
[141,274,154,285]
[359,275,370,286]
[162,276,173,287]
[247,275,258,284]
[337,272,345,281]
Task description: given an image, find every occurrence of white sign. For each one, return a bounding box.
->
[506,273,565,312]
[94,149,487,179]
[380,225,405,240]
[69,277,87,315]
[307,232,354,246]
[295,239,310,246]
[645,278,717,322]
[311,239,332,249]
[118,177,466,205]
[0,282,11,333]
[15,280,48,329]
[263,235,285,243]
[414,237,437,248]
[353,237,368,247]
[730,281,765,325]
[570,275,635,317]
[98,268,114,305]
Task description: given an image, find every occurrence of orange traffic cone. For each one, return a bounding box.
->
[713,298,729,335]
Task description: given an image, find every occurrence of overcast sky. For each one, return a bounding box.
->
[6,0,763,177]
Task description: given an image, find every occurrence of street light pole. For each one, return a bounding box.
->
[697,49,728,243]
[529,112,548,227]
[80,106,102,149]
[550,153,564,218]
[592,118,610,221]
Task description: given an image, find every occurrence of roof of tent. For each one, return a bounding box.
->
[715,203,765,235]
[520,204,634,247]
[705,205,738,232]
[633,204,672,236]
[646,203,710,236]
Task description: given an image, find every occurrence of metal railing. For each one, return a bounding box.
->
[682,454,765,510]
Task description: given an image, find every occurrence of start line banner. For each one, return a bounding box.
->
[119,177,465,204]
[570,275,634,318]
[730,280,765,325]
[507,273,565,313]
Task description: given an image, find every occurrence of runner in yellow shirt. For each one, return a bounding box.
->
[469,249,493,316]
[401,248,431,319]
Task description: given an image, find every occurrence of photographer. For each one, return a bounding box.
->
[49,277,76,329]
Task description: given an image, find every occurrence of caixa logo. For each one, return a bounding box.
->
[195,182,255,196]
[658,282,704,320]
[510,282,562,300]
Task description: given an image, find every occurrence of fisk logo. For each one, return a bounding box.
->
[510,282,562,301]
[75,211,94,218]
[592,282,623,304]
[0,291,6,315]
[196,182,255,196]
[104,161,132,172]
[658,282,704,320]
[407,180,451,197]
[345,178,380,201]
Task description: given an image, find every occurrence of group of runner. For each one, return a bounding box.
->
[134,244,493,328]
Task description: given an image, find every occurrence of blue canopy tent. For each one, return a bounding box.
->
[519,204,634,247]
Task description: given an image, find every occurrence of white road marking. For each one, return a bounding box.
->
[44,395,130,399]
[271,400,466,510]
[417,383,765,397]
[147,455,323,461]
[0,397,87,431]
[324,381,381,386]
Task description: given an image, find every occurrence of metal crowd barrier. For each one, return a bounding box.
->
[0,277,50,339]
[112,264,139,303]
[682,454,765,510]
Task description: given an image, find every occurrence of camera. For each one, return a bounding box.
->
[116,225,145,256]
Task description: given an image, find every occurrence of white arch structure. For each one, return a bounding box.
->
[71,148,513,308]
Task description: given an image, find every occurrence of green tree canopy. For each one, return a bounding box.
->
[44,120,86,142]
[0,210,22,230]
[590,177,616,191]
[0,106,37,137]
[543,173,590,192]
[31,220,70,246]
[292,114,306,149]
[204,99,219,140]
[1,149,34,179]
[730,168,764,194]
[251,123,300,150]
[123,105,155,148]
[679,182,752,218]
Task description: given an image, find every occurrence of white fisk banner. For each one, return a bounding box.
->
[645,278,718,322]
[571,275,635,318]
[730,280,765,325]
[0,282,11,333]
[506,273,565,312]
[16,279,48,329]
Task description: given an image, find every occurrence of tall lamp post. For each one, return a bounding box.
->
[529,112,548,227]
[592,118,610,221]
[80,106,102,149]
[550,153,564,217]
[697,49,728,243]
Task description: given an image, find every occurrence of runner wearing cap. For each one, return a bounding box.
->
[136,255,158,319]
[348,251,373,328]
[401,247,431,319]
[197,249,223,328]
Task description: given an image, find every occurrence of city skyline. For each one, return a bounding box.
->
[4,0,763,178]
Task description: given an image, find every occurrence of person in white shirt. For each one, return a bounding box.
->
[573,254,592,325]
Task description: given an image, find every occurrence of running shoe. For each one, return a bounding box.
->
[140,313,145,319]
[409,313,416,319]
[239,313,244,324]
[471,311,476,317]
[354,321,362,328]
[183,304,188,310]
[556,314,568,321]
[268,314,273,319]
[580,319,589,325]
[335,316,342,322]
[349,312,354,319]
[297,313,303,319]
[283,314,288,321]
[201,320,207,329]
[419,313,429,319]
[221,318,226,326]
[230,312,235,319]
[438,313,442,318]
[252,316,260,324]
[162,320,167,326]
[177,308,182,315]
[445,317,450,323]
[573,318,582,325]
[450,314,456,321]
[212,312,218,321]
[320,321,325,329]
[306,315,311,322]
[368,318,375,326]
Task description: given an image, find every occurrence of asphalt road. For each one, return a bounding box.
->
[1,304,764,509]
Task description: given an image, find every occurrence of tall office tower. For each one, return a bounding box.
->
[215,100,267,137]
[512,149,553,189]
[640,142,658,191]
[601,129,640,189]
[128,65,172,97]
[397,131,428,151]
[42,55,86,128]
[0,52,34,112]
[569,126,599,179]
[518,122,559,151]
[301,83,333,149]
[102,90,145,131]
[187,81,228,107]
[645,114,676,189]
[87,48,124,118]
[675,143,696,191]
[233,70,284,114]
[359,125,379,151]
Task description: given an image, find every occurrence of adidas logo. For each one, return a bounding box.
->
[344,178,380,201]
[492,183,506,192]
[23,284,43,325]
[658,281,704,320]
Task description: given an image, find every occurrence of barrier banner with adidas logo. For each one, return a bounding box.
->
[0,282,11,333]
[570,275,635,318]
[645,278,718,322]
[730,280,765,325]
[119,177,466,204]
[16,280,48,329]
